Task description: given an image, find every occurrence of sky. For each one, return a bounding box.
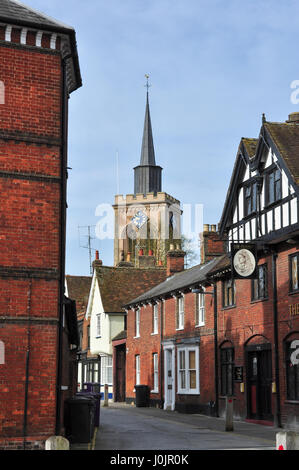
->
[26,0,299,276]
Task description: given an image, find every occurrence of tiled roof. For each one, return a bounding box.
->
[65,275,92,315]
[265,121,299,185]
[124,257,222,307]
[95,265,167,313]
[0,0,73,31]
[242,138,258,159]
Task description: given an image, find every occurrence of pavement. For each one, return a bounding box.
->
[70,402,280,451]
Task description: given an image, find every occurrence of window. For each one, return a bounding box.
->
[153,353,159,392]
[244,181,257,216]
[176,296,184,330]
[195,292,205,326]
[222,279,235,307]
[220,347,234,396]
[135,308,140,337]
[285,340,299,401]
[152,304,158,334]
[252,264,268,301]
[101,355,112,385]
[86,360,100,383]
[135,355,140,386]
[290,253,299,292]
[96,314,101,337]
[87,325,90,349]
[177,346,199,394]
[266,167,281,205]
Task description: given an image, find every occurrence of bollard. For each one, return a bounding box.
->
[103,384,109,407]
[45,436,70,450]
[225,396,234,432]
[276,431,299,450]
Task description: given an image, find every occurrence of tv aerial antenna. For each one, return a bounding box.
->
[78,225,97,274]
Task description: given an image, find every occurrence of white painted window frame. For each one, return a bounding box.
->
[177,345,200,395]
[152,353,159,393]
[135,308,140,338]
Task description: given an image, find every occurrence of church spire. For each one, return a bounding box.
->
[140,91,156,166]
[134,76,162,195]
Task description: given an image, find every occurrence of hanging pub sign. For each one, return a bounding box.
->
[231,243,258,279]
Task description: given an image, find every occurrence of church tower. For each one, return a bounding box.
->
[114,80,182,267]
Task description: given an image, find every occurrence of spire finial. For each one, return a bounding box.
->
[262,113,266,124]
[144,74,151,95]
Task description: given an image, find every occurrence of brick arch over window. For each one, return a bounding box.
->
[0,81,4,104]
[244,334,271,348]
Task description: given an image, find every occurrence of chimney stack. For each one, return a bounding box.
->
[92,251,103,270]
[166,245,186,277]
[200,224,225,264]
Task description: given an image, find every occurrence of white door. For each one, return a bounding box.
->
[164,347,175,410]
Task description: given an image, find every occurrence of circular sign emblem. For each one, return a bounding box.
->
[233,249,256,277]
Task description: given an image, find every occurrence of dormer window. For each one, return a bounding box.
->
[244,181,257,216]
[265,167,281,205]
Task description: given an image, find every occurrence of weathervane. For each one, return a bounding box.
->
[144,74,151,93]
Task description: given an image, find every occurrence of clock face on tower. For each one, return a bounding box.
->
[131,210,148,229]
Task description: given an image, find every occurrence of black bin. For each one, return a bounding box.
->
[135,385,149,407]
[65,396,95,443]
[76,391,101,427]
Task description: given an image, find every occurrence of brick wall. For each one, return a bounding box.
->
[0,40,65,449]
[126,241,299,425]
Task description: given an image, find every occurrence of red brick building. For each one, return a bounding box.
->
[0,0,81,449]
[124,113,299,431]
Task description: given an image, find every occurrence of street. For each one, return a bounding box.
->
[92,403,277,451]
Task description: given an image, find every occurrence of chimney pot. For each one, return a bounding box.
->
[203,224,210,232]
[149,249,153,256]
[139,249,144,256]
[95,250,99,260]
[169,243,175,251]
[127,252,131,262]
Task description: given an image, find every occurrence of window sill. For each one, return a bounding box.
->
[250,297,269,304]
[195,323,205,328]
[284,400,299,405]
[151,390,159,394]
[133,336,140,339]
[176,327,184,331]
[177,390,200,395]
[288,290,299,296]
[151,332,158,336]
[221,305,236,311]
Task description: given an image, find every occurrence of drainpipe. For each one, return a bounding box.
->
[160,299,164,409]
[213,281,219,417]
[272,251,282,428]
[55,54,70,436]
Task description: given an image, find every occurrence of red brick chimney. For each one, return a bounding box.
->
[167,244,186,277]
[92,250,103,270]
[200,224,225,264]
